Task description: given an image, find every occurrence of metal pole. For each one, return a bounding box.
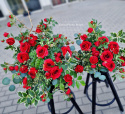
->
[84,73,90,94]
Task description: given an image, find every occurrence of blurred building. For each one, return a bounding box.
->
[0,0,79,19]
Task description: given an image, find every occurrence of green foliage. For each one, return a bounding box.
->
[35,58,42,69]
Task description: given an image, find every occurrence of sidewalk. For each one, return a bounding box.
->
[0,0,125,114]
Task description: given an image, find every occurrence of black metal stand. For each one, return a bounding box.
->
[84,72,124,114]
[48,86,84,114]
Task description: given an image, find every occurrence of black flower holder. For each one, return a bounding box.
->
[84,72,124,114]
[47,85,84,114]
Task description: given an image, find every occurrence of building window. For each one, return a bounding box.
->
[25,0,41,12]
[0,10,4,17]
[52,0,66,6]
[7,0,24,15]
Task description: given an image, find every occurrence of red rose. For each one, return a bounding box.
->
[20,42,30,52]
[7,22,11,27]
[66,88,71,95]
[113,48,119,54]
[108,41,119,54]
[44,18,48,22]
[88,28,93,33]
[17,73,20,75]
[100,51,113,62]
[17,52,29,63]
[64,74,73,86]
[80,34,87,41]
[91,47,96,52]
[14,66,19,71]
[59,34,62,38]
[43,59,55,71]
[89,56,98,64]
[92,50,100,57]
[28,67,38,79]
[54,52,61,62]
[9,15,12,18]
[61,46,72,57]
[41,94,46,102]
[31,36,38,41]
[91,64,96,68]
[3,32,9,37]
[19,65,28,73]
[119,68,125,73]
[23,77,31,90]
[6,38,15,45]
[36,46,48,59]
[98,36,109,44]
[9,66,14,71]
[28,39,36,46]
[90,21,93,24]
[50,66,63,80]
[43,23,47,28]
[45,72,51,79]
[44,45,49,49]
[94,41,100,47]
[102,61,115,72]
[3,67,7,70]
[119,56,125,66]
[36,28,42,33]
[75,65,84,73]
[80,41,92,51]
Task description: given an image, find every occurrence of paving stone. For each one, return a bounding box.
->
[54,101,66,110]
[0,108,4,114]
[0,91,5,97]
[17,104,28,111]
[3,105,17,113]
[37,105,49,113]
[117,82,125,90]
[10,111,22,114]
[60,107,76,114]
[23,108,37,114]
[9,93,19,99]
[0,100,13,108]
[0,96,8,102]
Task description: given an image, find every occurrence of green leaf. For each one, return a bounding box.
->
[45,98,50,103]
[74,33,78,37]
[23,93,27,97]
[118,30,123,37]
[21,98,27,102]
[80,80,85,86]
[17,98,21,103]
[2,77,10,85]
[76,40,81,46]
[31,98,36,104]
[9,85,15,91]
[18,92,22,97]
[60,83,64,91]
[34,100,38,106]
[77,76,82,80]
[73,72,77,78]
[100,31,105,34]
[72,79,75,88]
[89,70,94,74]
[66,70,69,74]
[100,68,108,72]
[76,81,80,89]
[29,90,35,97]
[99,75,106,81]
[70,46,75,51]
[52,79,58,85]
[94,72,101,78]
[1,64,5,67]
[27,98,31,104]
[88,22,93,28]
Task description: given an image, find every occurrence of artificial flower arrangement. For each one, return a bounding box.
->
[1,14,85,107]
[73,19,125,81]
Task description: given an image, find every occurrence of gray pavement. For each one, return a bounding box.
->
[0,0,125,114]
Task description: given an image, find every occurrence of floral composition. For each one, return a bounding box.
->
[74,19,125,81]
[1,14,85,107]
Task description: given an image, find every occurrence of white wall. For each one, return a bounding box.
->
[39,0,52,7]
[0,0,10,16]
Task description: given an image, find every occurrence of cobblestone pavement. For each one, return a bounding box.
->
[0,0,125,114]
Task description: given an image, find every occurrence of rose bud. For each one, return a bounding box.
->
[44,18,48,22]
[1,40,5,42]
[7,22,11,27]
[17,73,20,75]
[3,32,9,37]
[3,67,7,70]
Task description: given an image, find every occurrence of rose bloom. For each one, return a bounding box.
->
[94,41,100,47]
[113,48,119,54]
[43,23,47,28]
[102,61,115,72]
[36,46,48,59]
[91,47,96,52]
[88,28,93,33]
[100,51,113,62]
[50,66,63,80]
[7,22,11,27]
[75,65,84,73]
[43,59,55,71]
[44,18,48,22]
[28,67,38,79]
[91,64,96,68]
[3,32,9,37]
[41,94,46,102]
[64,74,73,86]
[36,28,42,33]
[6,38,15,45]
[23,77,31,90]
[3,67,7,70]
[119,56,125,66]
[28,39,36,46]
[14,66,19,71]
[17,52,29,63]
[98,36,109,44]
[92,50,100,57]
[80,41,92,51]
[80,34,88,41]
[108,41,119,54]
[19,65,28,73]
[61,46,72,57]
[89,56,98,64]
[54,52,61,62]
[9,66,14,71]
[90,21,93,24]
[66,88,71,95]
[20,42,30,52]
[45,72,51,79]
[32,35,38,40]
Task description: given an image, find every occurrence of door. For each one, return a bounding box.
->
[52,0,66,6]
[7,0,24,15]
[25,0,41,12]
